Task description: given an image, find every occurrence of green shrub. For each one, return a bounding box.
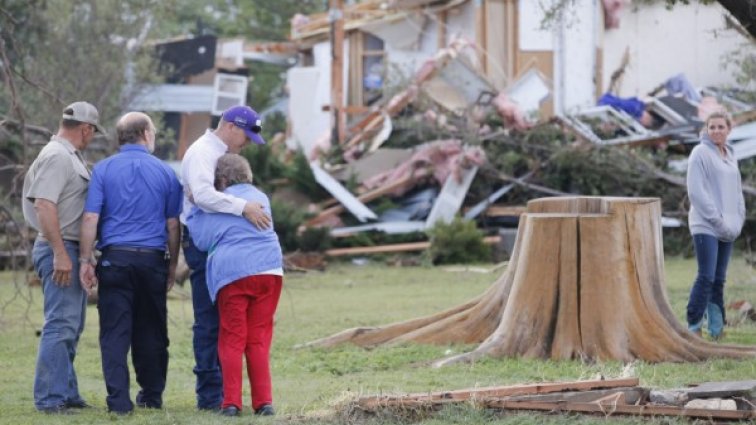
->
[271,199,307,253]
[298,226,332,252]
[240,143,287,194]
[285,151,330,201]
[427,217,491,265]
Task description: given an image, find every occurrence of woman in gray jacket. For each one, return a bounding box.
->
[685,111,745,340]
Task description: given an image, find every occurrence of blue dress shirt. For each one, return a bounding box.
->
[85,144,182,249]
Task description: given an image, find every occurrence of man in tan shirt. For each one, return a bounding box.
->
[22,101,104,414]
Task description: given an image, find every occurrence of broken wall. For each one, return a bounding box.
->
[554,0,600,114]
[379,15,439,87]
[603,2,750,97]
[444,1,478,59]
[287,41,350,156]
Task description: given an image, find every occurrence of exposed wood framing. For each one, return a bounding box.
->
[483,0,510,89]
[291,0,465,42]
[330,0,346,145]
[475,0,486,71]
[437,10,447,49]
[348,31,364,107]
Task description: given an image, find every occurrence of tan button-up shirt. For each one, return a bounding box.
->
[22,135,91,241]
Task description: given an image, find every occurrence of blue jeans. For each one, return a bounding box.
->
[183,227,222,409]
[97,248,170,413]
[32,240,88,410]
[686,234,732,338]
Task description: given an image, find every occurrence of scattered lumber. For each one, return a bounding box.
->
[325,235,500,257]
[687,380,756,400]
[505,387,646,405]
[356,378,639,410]
[486,399,755,420]
[306,175,414,226]
[354,378,756,421]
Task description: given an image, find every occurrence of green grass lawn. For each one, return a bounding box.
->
[0,257,754,425]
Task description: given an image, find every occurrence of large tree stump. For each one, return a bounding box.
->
[306,197,756,365]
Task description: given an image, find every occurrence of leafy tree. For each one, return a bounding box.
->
[154,0,326,40]
[0,0,165,148]
[150,0,327,109]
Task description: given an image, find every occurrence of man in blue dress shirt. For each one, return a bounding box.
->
[79,112,182,415]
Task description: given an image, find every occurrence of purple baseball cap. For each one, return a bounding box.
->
[222,105,265,145]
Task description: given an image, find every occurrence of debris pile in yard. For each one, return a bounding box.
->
[273,52,756,260]
[343,378,756,422]
[267,0,756,262]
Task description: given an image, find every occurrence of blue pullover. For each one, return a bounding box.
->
[187,184,283,302]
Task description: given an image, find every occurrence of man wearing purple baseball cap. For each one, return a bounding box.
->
[179,105,270,411]
[222,106,266,146]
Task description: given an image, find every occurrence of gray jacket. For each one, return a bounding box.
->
[686,135,746,242]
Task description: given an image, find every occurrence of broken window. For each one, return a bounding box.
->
[348,31,386,107]
[562,105,652,145]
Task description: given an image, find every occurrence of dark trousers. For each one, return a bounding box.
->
[96,249,169,413]
[686,233,733,337]
[183,227,223,409]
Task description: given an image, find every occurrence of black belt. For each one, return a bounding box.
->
[104,246,165,255]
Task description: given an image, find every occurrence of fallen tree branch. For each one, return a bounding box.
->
[0,38,27,163]
[493,171,572,197]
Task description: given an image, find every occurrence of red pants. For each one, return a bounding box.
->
[217,274,282,411]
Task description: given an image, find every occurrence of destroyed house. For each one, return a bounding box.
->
[286,0,750,156]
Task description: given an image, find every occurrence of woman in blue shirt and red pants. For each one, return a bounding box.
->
[187,153,283,417]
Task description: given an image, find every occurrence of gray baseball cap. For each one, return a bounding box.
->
[62,101,106,134]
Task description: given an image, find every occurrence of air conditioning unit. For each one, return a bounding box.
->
[212,73,248,115]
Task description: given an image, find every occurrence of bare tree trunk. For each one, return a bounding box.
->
[305,197,756,365]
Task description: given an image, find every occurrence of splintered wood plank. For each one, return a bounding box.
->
[357,378,639,409]
[325,236,501,257]
[505,387,644,405]
[487,400,755,420]
[305,175,413,226]
[687,380,756,399]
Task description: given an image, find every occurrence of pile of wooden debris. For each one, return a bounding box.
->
[347,377,756,422]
